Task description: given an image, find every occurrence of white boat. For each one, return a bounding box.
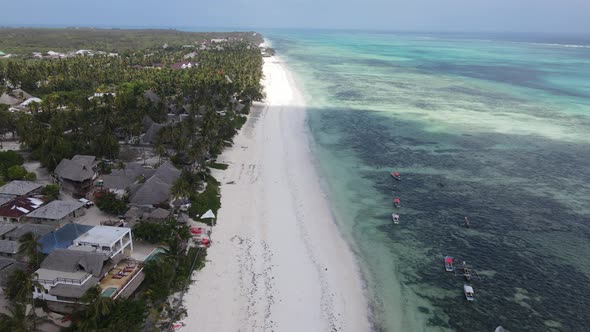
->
[392,213,400,224]
[464,284,474,301]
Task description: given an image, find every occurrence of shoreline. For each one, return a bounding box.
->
[182,56,371,331]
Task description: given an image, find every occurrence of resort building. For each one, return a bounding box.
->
[72,226,133,257]
[128,162,181,208]
[54,155,98,197]
[101,162,155,198]
[25,200,85,226]
[33,226,139,311]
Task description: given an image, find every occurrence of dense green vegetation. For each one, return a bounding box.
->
[0,28,264,330]
[0,37,264,172]
[132,219,190,244]
[0,28,263,54]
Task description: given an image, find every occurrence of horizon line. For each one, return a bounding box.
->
[1,24,589,37]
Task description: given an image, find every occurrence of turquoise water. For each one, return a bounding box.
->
[266,31,590,331]
[101,287,118,298]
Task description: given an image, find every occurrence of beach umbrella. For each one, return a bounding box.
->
[201,209,216,220]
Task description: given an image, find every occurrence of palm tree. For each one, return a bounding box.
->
[4,269,44,304]
[81,285,114,320]
[17,232,43,270]
[0,301,36,332]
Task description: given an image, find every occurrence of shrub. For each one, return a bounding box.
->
[6,165,27,180]
[188,175,220,226]
[41,184,60,200]
[95,192,127,215]
[208,162,228,170]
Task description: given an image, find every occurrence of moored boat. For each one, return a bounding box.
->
[393,197,401,208]
[444,256,454,272]
[391,171,401,180]
[392,213,400,224]
[464,284,475,301]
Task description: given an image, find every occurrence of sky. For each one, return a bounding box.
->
[1,0,589,34]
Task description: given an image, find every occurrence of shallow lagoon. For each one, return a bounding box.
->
[268,31,590,331]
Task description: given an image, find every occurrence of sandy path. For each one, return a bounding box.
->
[183,57,370,331]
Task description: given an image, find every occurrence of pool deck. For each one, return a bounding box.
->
[99,259,141,297]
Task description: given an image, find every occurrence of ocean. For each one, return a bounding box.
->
[264,30,590,331]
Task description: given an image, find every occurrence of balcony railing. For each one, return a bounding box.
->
[36,274,90,287]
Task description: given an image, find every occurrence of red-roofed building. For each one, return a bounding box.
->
[0,196,46,223]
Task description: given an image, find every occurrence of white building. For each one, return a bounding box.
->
[72,226,133,257]
[33,226,134,305]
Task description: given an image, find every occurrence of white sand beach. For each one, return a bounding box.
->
[183,57,370,331]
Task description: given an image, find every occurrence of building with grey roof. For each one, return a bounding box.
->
[143,208,171,223]
[0,224,17,238]
[0,239,19,257]
[54,155,97,197]
[70,155,97,168]
[129,162,181,207]
[4,224,54,241]
[0,180,43,196]
[102,163,154,190]
[144,90,161,104]
[0,93,20,106]
[25,200,85,226]
[33,226,135,304]
[34,248,109,303]
[0,194,15,207]
[0,257,25,286]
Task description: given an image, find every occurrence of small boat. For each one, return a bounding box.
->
[392,213,400,224]
[464,284,475,301]
[464,217,471,228]
[391,171,401,180]
[463,266,474,281]
[444,256,454,272]
[393,198,401,208]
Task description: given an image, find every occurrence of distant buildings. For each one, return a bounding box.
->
[170,61,195,70]
[0,89,41,113]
